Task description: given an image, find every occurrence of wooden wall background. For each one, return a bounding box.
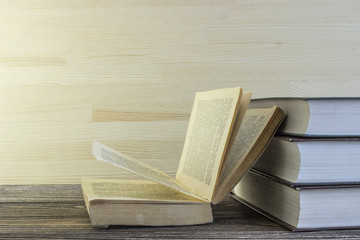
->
[1,0,360,184]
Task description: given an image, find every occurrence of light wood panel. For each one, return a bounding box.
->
[1,0,360,184]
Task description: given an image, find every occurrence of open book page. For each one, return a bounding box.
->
[82,178,204,203]
[219,91,252,176]
[176,87,242,201]
[92,141,195,198]
[212,107,284,203]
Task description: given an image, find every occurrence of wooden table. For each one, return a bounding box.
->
[1,185,360,239]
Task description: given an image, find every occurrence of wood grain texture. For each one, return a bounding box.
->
[1,184,360,239]
[1,0,360,184]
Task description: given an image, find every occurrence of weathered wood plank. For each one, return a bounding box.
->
[0,185,360,239]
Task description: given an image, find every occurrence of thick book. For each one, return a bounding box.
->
[249,98,360,136]
[81,87,284,227]
[232,170,360,231]
[252,136,360,186]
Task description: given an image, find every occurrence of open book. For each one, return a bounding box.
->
[82,87,284,227]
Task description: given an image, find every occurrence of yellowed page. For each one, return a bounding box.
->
[92,141,194,198]
[82,178,203,203]
[220,91,252,174]
[213,107,283,203]
[176,87,242,201]
[219,107,277,182]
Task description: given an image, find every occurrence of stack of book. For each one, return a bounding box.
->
[232,98,360,231]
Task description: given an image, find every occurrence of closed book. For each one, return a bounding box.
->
[252,136,360,186]
[249,98,360,136]
[232,171,360,231]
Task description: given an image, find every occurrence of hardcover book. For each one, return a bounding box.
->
[233,170,360,231]
[249,98,360,136]
[252,136,360,186]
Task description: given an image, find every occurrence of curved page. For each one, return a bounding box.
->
[92,141,196,199]
[176,87,242,201]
